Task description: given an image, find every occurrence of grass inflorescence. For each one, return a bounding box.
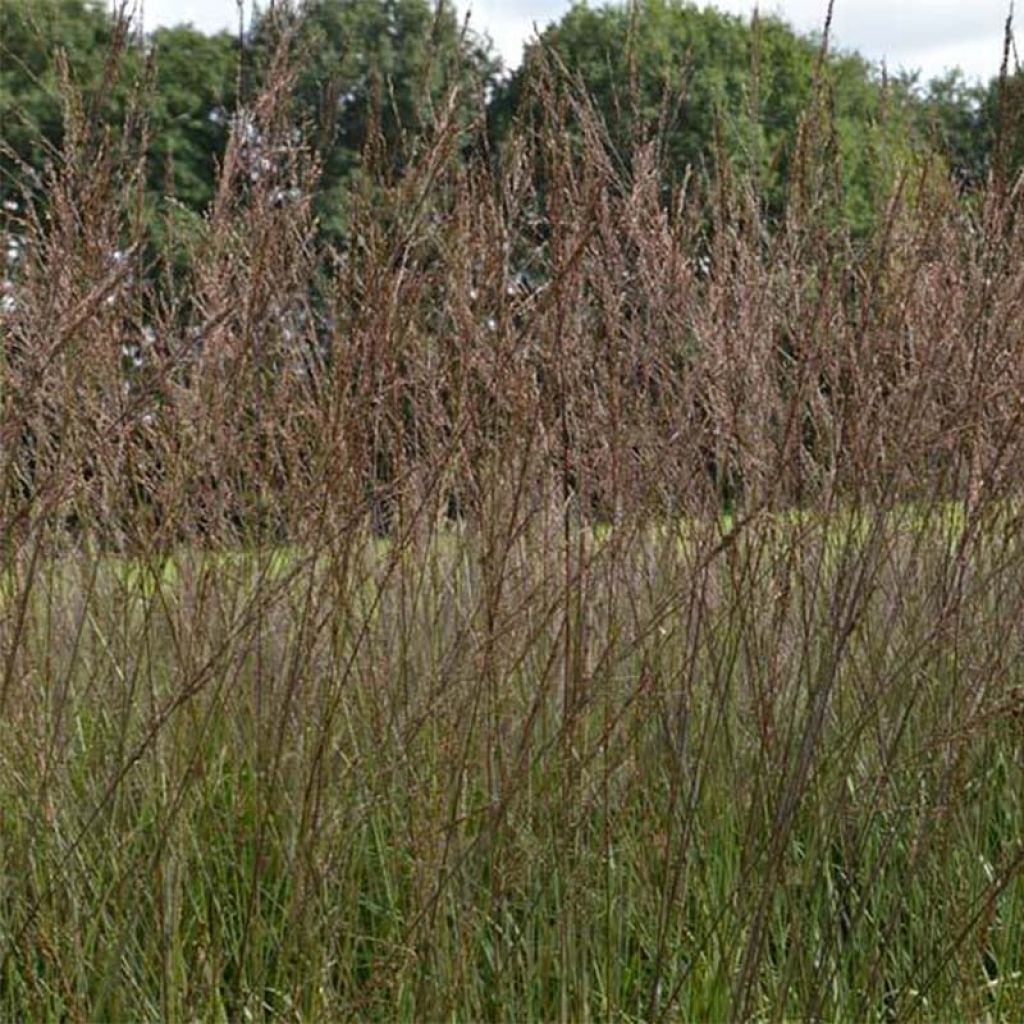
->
[1,7,1023,1020]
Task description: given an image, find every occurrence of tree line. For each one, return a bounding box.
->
[2,0,1020,246]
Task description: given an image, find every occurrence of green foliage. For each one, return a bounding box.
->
[0,0,126,201]
[0,1,238,224]
[492,0,752,174]
[988,66,1024,186]
[145,26,240,211]
[918,69,995,187]
[916,63,1023,192]
[489,0,922,232]
[249,0,499,241]
[1,0,1011,242]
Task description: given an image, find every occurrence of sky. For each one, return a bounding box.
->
[137,0,1020,85]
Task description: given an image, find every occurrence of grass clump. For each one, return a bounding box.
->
[2,6,1024,1020]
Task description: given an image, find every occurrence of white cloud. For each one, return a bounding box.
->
[139,0,1020,83]
[715,0,1016,82]
[129,0,247,35]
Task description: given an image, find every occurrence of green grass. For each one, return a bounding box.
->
[2,505,1023,1020]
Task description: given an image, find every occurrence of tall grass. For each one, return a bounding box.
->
[1,8,1023,1020]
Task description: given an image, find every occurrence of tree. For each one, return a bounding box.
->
[985,65,1024,188]
[0,2,241,215]
[144,25,240,211]
[0,0,125,204]
[248,0,500,242]
[488,0,920,231]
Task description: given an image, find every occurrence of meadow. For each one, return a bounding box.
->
[1,29,1023,1021]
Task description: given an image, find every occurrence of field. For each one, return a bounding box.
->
[2,27,1024,1023]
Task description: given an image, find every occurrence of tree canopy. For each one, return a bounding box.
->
[144,25,240,211]
[1,0,1017,238]
[488,0,932,230]
[247,0,499,240]
[1,0,125,202]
